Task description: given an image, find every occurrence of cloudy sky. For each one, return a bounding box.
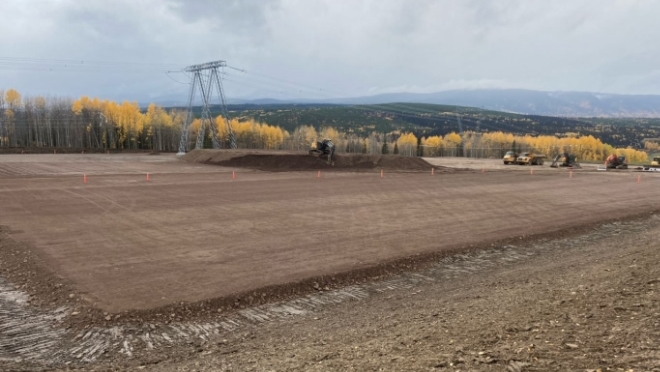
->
[1,0,659,102]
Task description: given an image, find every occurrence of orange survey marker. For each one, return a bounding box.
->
[146,173,150,182]
[83,174,88,184]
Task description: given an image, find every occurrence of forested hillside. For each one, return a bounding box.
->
[219,103,660,148]
[0,87,656,162]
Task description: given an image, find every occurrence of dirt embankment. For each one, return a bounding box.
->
[183,149,450,172]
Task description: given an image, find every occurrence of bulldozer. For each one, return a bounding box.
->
[309,139,335,164]
[605,154,628,169]
[550,152,580,168]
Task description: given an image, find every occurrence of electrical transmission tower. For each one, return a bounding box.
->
[177,60,237,155]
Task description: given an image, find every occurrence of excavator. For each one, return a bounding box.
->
[641,156,660,172]
[652,156,660,167]
[309,139,335,164]
[550,152,580,168]
[605,153,628,169]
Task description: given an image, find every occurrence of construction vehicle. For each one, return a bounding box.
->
[638,156,660,172]
[605,154,628,169]
[502,151,518,165]
[309,139,335,164]
[641,165,660,172]
[550,152,581,168]
[516,152,545,165]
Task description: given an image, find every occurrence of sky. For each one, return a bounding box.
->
[1,0,659,102]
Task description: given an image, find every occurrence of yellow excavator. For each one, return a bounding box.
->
[551,152,580,168]
[641,156,660,172]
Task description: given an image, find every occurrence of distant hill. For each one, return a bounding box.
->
[325,90,660,118]
[151,89,660,118]
[212,102,660,148]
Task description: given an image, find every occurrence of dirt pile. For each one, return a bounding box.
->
[183,149,448,172]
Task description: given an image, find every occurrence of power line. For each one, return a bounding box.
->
[225,65,347,98]
[0,56,185,74]
[165,71,190,85]
[0,56,182,68]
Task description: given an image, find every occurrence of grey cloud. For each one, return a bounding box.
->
[166,0,280,31]
[1,0,659,101]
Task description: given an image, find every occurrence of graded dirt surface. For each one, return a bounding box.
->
[424,156,625,172]
[425,156,539,171]
[136,214,660,372]
[0,154,659,314]
[1,153,660,371]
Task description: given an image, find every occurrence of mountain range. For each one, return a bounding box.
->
[147,89,660,118]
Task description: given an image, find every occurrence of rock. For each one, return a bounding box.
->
[68,294,75,299]
[433,361,448,368]
[565,343,579,349]
[105,315,111,321]
[71,311,79,316]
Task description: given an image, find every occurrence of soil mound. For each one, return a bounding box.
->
[183,149,448,172]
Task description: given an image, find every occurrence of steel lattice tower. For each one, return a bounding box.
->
[177,60,237,155]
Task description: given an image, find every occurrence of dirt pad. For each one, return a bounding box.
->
[1,154,660,370]
[1,154,659,315]
[139,214,660,372]
[184,149,441,172]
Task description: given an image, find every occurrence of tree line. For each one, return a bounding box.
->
[0,88,649,162]
[0,89,186,151]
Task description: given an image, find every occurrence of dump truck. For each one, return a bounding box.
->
[551,153,580,168]
[502,151,519,165]
[605,154,628,169]
[516,152,546,165]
